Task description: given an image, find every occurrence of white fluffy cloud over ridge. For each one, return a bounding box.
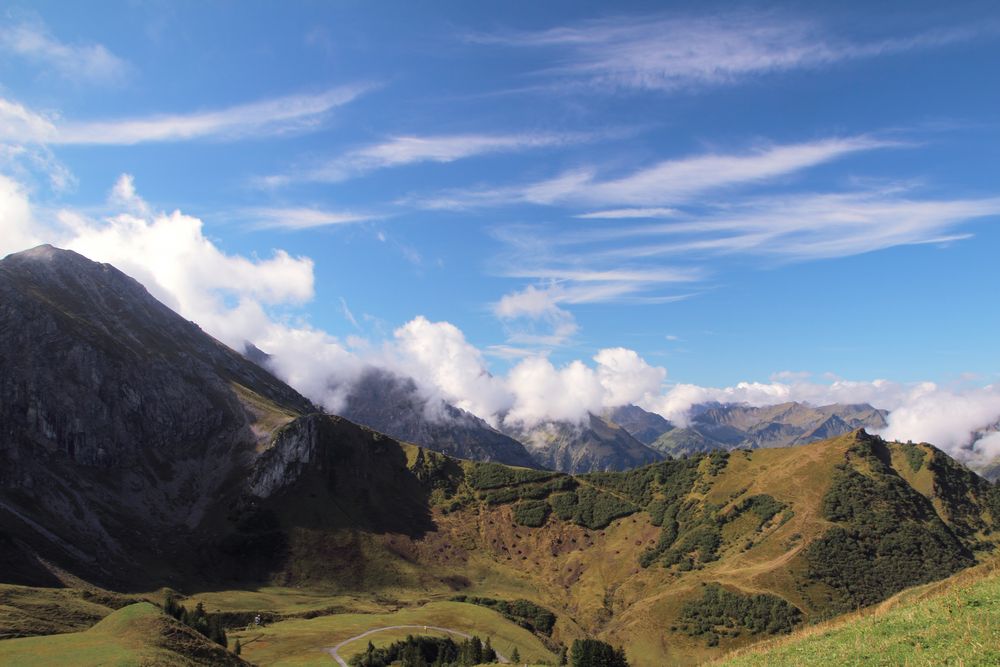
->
[2,173,1000,466]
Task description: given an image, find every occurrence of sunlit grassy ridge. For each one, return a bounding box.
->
[0,602,243,666]
[713,558,1000,666]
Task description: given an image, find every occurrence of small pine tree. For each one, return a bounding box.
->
[234,639,241,656]
[483,636,497,663]
[510,646,521,664]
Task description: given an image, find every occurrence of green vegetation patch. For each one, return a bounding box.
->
[725,494,786,530]
[806,443,974,613]
[466,463,557,490]
[450,596,556,636]
[546,485,638,530]
[678,583,802,647]
[570,638,630,666]
[512,499,551,527]
[349,633,498,667]
[902,444,926,472]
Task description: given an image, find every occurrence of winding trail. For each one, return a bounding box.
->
[326,625,510,666]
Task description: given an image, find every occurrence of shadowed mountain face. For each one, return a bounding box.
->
[335,367,538,469]
[644,401,889,456]
[604,405,674,445]
[0,245,424,587]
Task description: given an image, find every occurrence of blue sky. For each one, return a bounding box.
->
[2,1,1000,453]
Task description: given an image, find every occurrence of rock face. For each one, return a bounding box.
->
[0,245,317,584]
[604,405,674,445]
[648,401,889,456]
[334,367,539,469]
[504,413,664,474]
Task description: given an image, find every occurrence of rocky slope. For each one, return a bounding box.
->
[0,245,316,585]
[335,367,538,468]
[503,413,664,474]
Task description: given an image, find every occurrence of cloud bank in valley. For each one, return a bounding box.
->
[1,174,999,465]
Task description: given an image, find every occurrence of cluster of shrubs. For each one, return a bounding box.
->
[466,462,557,490]
[548,486,637,530]
[483,476,577,506]
[513,499,551,527]
[569,639,629,667]
[348,634,497,667]
[450,596,556,636]
[162,593,228,648]
[806,444,974,612]
[676,583,802,646]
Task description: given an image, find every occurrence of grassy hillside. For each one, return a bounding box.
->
[713,558,1000,666]
[0,602,244,666]
[214,428,998,666]
[2,429,998,666]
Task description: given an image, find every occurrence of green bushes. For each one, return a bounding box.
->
[678,583,801,644]
[513,500,551,527]
[348,633,496,667]
[450,596,556,636]
[725,494,786,530]
[162,594,227,647]
[806,459,973,612]
[902,444,926,472]
[545,486,637,530]
[570,638,629,667]
[466,463,556,490]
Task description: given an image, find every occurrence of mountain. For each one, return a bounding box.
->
[604,404,674,445]
[503,413,665,474]
[3,246,1000,667]
[0,245,316,585]
[333,367,538,468]
[647,401,889,456]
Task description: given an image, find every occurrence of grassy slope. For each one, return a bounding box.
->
[0,602,243,666]
[231,600,555,666]
[0,583,139,638]
[714,558,1000,666]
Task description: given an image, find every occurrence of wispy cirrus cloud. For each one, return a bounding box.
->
[414,136,896,210]
[262,131,595,186]
[474,13,983,93]
[575,190,1000,262]
[0,85,372,145]
[244,206,376,231]
[0,20,129,85]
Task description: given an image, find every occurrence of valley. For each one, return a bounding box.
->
[1,246,999,666]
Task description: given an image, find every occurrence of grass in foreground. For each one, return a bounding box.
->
[714,559,1000,666]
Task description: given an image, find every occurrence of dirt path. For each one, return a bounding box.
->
[326,625,510,666]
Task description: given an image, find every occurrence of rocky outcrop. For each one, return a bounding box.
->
[334,367,538,468]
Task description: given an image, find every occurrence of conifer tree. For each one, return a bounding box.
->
[510,646,521,664]
[234,639,241,656]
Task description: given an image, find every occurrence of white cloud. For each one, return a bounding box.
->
[280,132,588,184]
[386,316,513,424]
[0,174,45,255]
[0,21,129,85]
[245,207,375,230]
[504,357,604,426]
[478,13,979,93]
[493,284,579,347]
[595,347,666,407]
[576,207,681,219]
[417,136,894,210]
[2,86,370,146]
